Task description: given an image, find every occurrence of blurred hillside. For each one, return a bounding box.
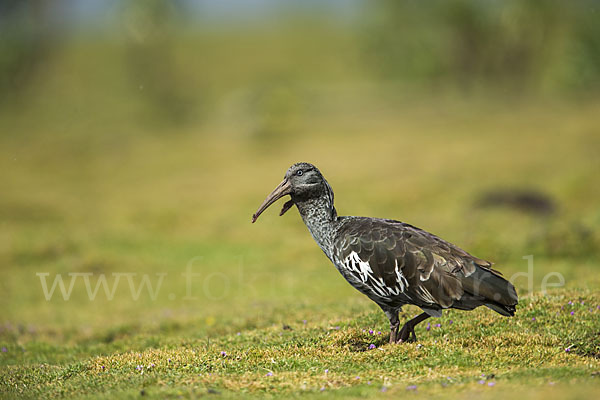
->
[1,0,600,133]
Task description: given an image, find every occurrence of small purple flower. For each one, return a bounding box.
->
[355,376,360,380]
[236,332,241,336]
[488,382,496,387]
[380,386,388,392]
[478,380,485,384]
[302,320,307,325]
[368,329,374,335]
[101,365,105,370]
[320,387,325,392]
[597,305,600,310]
[220,351,227,357]
[150,363,155,368]
[324,369,329,374]
[266,372,273,376]
[377,331,382,335]
[568,301,573,305]
[407,385,417,391]
[580,301,584,305]
[565,347,571,353]
[168,358,172,363]
[136,365,142,371]
[435,323,441,328]
[449,320,453,325]
[1,347,6,353]
[367,381,372,385]
[570,311,575,316]
[369,344,376,350]
[532,317,536,321]
[426,323,431,331]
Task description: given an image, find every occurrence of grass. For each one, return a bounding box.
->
[1,32,600,397]
[2,292,600,398]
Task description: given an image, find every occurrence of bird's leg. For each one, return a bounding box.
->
[383,309,400,344]
[397,312,431,343]
[390,321,400,344]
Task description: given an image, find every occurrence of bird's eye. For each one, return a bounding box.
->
[296,170,303,176]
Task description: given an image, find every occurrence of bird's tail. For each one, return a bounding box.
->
[462,265,518,316]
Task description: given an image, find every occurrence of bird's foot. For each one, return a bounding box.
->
[396,324,417,343]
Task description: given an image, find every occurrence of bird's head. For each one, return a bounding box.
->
[252,162,334,223]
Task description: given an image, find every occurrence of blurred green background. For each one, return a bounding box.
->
[1,0,600,342]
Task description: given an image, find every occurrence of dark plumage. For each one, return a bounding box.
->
[252,162,518,343]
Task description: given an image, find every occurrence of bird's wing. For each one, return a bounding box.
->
[334,218,502,309]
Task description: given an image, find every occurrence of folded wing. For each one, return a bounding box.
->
[334,218,518,316]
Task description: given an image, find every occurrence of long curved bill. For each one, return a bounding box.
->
[252,179,293,223]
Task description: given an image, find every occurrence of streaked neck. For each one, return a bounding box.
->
[295,196,338,259]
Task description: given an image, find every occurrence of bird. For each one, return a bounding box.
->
[252,162,518,343]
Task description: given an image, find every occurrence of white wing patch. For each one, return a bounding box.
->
[417,285,436,304]
[342,251,409,297]
[345,251,373,283]
[394,259,409,292]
